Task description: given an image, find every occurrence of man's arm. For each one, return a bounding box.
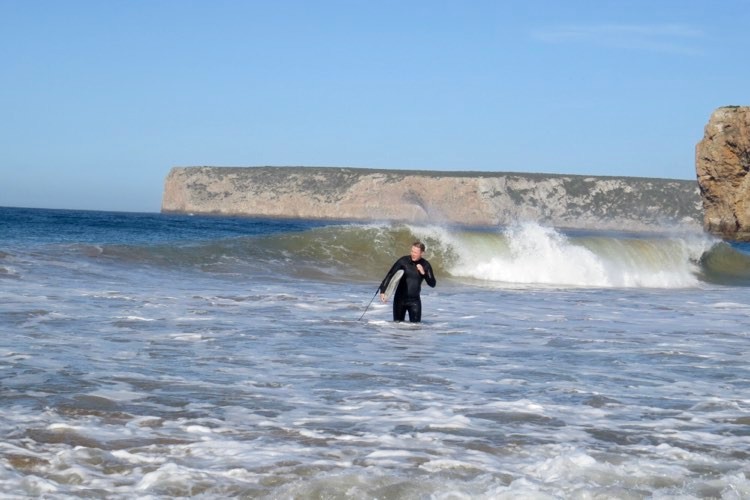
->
[379,258,404,293]
[422,261,436,288]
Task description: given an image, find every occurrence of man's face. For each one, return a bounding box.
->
[410,245,423,261]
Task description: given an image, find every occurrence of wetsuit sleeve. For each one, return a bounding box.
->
[422,260,436,288]
[379,258,405,293]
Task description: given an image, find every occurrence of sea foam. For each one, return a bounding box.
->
[436,222,711,288]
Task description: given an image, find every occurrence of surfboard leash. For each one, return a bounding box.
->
[358,288,380,321]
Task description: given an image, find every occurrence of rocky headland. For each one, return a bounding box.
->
[162,166,701,232]
[696,106,750,241]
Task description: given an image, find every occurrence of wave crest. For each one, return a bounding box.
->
[77,220,742,289]
[445,222,712,288]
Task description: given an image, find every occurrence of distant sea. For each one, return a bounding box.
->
[1,206,749,498]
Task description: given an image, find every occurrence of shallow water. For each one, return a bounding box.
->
[1,208,749,498]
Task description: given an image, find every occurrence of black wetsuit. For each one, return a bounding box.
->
[379,255,436,323]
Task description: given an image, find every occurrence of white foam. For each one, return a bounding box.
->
[87,388,145,402]
[711,302,750,310]
[111,449,166,464]
[419,457,489,473]
[184,425,214,434]
[47,423,77,432]
[366,449,415,459]
[19,476,59,496]
[432,222,708,288]
[117,315,156,321]
[169,333,204,341]
[136,463,194,492]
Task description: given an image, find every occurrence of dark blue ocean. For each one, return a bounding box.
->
[1,206,750,498]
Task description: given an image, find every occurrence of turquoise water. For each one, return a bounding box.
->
[1,207,749,498]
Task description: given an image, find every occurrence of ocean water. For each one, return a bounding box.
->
[1,206,750,499]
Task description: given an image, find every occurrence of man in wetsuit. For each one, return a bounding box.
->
[379,241,436,323]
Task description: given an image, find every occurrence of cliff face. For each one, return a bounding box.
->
[162,166,701,231]
[696,106,750,241]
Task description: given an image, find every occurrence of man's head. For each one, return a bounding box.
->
[410,241,425,261]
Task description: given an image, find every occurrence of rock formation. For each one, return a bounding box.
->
[162,166,701,232]
[696,106,750,241]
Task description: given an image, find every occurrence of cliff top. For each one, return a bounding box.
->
[172,165,695,184]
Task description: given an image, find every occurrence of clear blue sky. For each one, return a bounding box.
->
[2,0,748,212]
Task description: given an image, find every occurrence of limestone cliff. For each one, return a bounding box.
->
[162,166,701,232]
[696,106,750,241]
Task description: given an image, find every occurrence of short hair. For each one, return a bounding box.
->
[412,241,425,252]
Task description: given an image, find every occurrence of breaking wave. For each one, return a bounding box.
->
[72,221,742,289]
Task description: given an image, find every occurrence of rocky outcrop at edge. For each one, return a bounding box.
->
[162,166,701,232]
[696,106,750,241]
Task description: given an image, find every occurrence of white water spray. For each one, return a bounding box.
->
[431,222,710,288]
